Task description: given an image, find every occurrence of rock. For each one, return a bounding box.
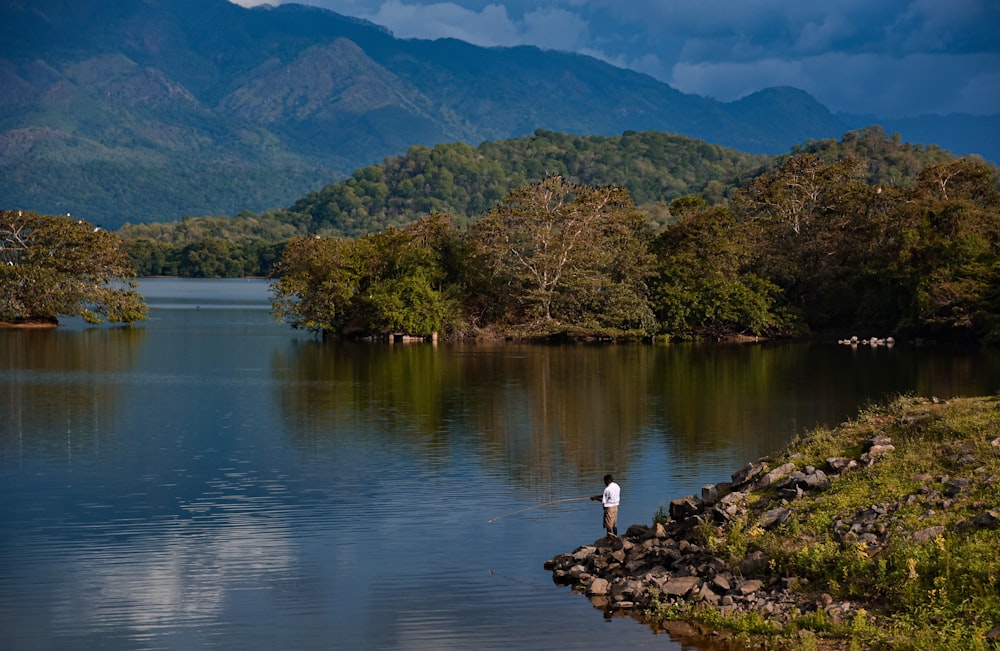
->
[825,457,855,473]
[738,579,764,595]
[912,526,945,542]
[712,574,732,592]
[971,510,1000,529]
[753,462,797,490]
[944,477,974,497]
[662,576,701,597]
[731,461,767,487]
[759,507,791,530]
[588,578,610,595]
[669,495,702,520]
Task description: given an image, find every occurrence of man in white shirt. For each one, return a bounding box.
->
[591,474,620,537]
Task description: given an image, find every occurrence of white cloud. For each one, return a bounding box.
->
[226,0,1000,117]
[522,7,590,52]
[365,1,521,46]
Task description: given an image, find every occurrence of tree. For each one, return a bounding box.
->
[0,210,148,325]
[652,201,789,340]
[270,214,464,337]
[888,158,1000,339]
[467,176,656,336]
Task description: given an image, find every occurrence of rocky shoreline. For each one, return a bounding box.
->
[544,398,1000,644]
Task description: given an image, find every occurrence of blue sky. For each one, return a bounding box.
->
[231,0,1000,119]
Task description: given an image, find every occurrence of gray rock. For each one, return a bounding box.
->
[753,462,797,490]
[759,507,792,530]
[971,510,1000,529]
[731,461,767,487]
[662,576,701,597]
[912,526,945,543]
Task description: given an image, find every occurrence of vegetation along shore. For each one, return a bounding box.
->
[545,395,1000,650]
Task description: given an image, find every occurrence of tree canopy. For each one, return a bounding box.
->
[468,176,656,336]
[1,210,148,325]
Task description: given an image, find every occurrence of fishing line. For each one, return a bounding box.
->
[487,496,592,523]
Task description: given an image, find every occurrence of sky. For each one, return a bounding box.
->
[230,0,1000,119]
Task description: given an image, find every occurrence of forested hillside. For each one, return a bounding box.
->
[120,126,962,249]
[6,0,990,228]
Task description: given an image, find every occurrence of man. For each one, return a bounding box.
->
[591,474,620,537]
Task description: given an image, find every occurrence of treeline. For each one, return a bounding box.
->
[271,157,1000,344]
[120,126,961,278]
[121,212,306,276]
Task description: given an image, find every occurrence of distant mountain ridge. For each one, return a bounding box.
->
[1,0,994,229]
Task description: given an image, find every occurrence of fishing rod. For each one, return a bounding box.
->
[487,496,592,523]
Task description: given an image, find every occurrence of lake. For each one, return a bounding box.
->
[2,278,998,651]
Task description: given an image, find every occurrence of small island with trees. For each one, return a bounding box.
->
[0,210,147,327]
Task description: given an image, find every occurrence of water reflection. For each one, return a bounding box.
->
[271,338,1000,495]
[2,279,998,651]
[0,326,145,461]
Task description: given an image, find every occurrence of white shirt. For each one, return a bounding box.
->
[602,481,620,508]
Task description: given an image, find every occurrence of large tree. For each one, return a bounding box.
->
[653,198,789,340]
[0,210,148,325]
[270,213,463,337]
[467,176,656,336]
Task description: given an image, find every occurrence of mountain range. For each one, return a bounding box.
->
[2,0,997,230]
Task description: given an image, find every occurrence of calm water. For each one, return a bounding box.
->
[2,278,998,651]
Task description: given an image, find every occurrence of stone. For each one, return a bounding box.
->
[662,576,701,597]
[753,462,797,490]
[825,457,853,473]
[971,510,1000,529]
[912,526,945,543]
[588,578,610,595]
[731,461,767,487]
[669,495,702,520]
[759,507,791,530]
[944,477,974,497]
[738,579,764,595]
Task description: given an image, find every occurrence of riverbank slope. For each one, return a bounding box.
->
[545,395,1000,649]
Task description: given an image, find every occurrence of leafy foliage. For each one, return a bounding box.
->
[0,210,147,324]
[289,130,769,237]
[732,155,1000,339]
[100,127,1000,343]
[270,213,464,337]
[468,177,657,336]
[653,200,789,340]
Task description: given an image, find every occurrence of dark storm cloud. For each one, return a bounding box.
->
[231,0,1000,117]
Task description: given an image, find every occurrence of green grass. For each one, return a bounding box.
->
[648,394,1000,650]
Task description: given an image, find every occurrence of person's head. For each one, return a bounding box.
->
[603,474,613,485]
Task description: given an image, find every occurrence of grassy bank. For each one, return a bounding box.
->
[647,394,1000,649]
